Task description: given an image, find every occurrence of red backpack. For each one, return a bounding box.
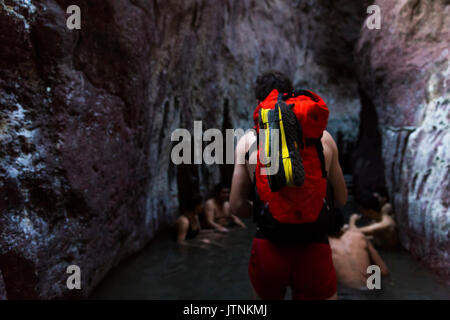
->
[253,89,329,224]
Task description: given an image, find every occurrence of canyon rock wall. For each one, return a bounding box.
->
[0,270,6,300]
[0,0,368,298]
[355,0,449,278]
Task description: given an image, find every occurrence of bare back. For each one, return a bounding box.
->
[329,230,371,289]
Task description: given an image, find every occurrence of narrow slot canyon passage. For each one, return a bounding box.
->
[0,0,448,300]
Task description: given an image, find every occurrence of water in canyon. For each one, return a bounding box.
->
[91,184,450,300]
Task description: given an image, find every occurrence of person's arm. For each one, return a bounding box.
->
[230,163,252,218]
[230,134,253,218]
[357,214,393,235]
[205,200,229,232]
[224,202,247,228]
[176,217,189,244]
[231,214,248,228]
[323,131,348,207]
[349,213,361,229]
[367,241,389,276]
[198,215,216,234]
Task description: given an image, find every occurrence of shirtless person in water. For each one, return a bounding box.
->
[329,215,389,289]
[205,183,247,232]
[352,191,399,249]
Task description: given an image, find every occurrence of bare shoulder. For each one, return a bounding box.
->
[346,229,366,243]
[382,203,393,215]
[205,198,215,208]
[176,216,189,227]
[382,213,396,227]
[321,130,337,150]
[236,130,257,155]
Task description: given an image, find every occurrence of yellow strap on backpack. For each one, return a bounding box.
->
[259,105,294,188]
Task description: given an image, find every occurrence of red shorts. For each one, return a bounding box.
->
[248,238,336,300]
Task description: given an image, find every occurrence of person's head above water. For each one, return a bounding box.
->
[358,193,381,220]
[254,70,293,102]
[185,193,203,216]
[373,186,389,206]
[214,182,230,203]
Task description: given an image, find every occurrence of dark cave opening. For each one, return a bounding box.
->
[350,86,387,202]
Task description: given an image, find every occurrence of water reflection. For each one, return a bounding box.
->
[91,217,449,300]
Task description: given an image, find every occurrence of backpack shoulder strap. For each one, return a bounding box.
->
[305,136,328,178]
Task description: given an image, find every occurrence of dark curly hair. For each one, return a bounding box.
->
[254,70,293,101]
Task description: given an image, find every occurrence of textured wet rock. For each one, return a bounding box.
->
[354,0,450,280]
[0,0,372,298]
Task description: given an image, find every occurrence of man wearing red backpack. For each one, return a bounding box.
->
[230,71,348,300]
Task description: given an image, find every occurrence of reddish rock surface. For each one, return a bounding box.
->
[354,0,449,280]
[0,0,371,299]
